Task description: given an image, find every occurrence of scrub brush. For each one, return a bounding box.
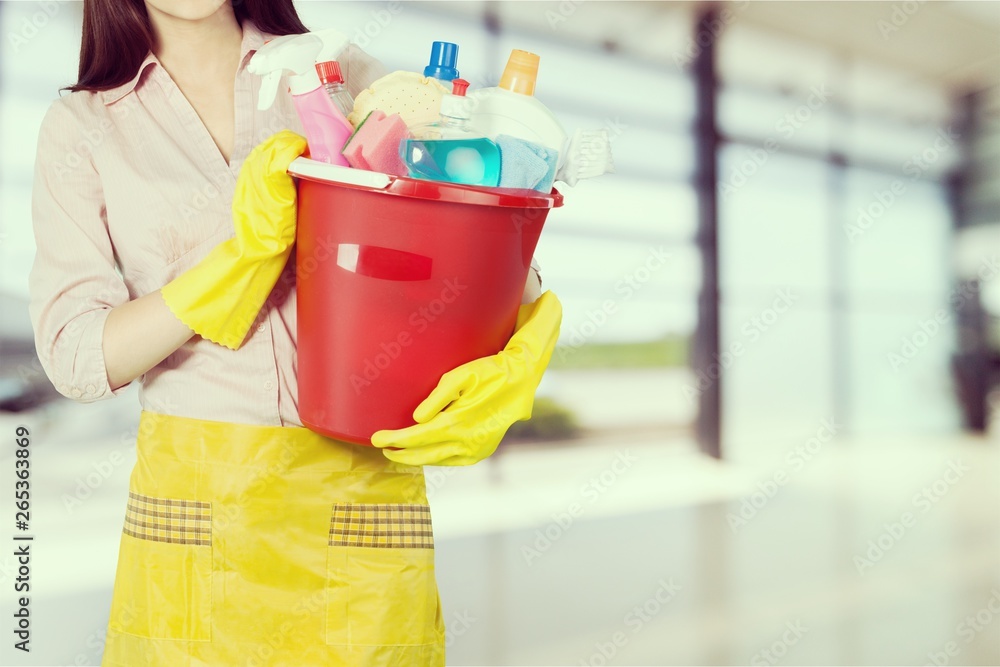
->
[556,128,615,187]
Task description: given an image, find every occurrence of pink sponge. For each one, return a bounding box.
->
[342,110,410,177]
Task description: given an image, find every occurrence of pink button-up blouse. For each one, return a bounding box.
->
[28,20,388,427]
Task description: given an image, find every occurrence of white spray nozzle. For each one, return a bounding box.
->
[248,29,351,110]
[314,28,351,64]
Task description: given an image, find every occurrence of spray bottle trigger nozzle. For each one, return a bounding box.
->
[258,70,281,110]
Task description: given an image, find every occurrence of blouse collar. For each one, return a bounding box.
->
[101,19,267,105]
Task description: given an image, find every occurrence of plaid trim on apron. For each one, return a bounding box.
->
[100,410,446,667]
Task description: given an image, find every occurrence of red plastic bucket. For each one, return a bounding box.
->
[289,158,563,445]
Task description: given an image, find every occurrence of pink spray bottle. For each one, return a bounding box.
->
[248,30,354,166]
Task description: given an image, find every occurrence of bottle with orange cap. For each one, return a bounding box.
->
[467,49,569,172]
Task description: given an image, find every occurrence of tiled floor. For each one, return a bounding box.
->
[0,391,997,666]
[434,431,1000,666]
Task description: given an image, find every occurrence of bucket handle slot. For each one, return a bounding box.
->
[336,244,433,281]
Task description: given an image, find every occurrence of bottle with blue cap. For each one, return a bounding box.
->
[424,41,460,81]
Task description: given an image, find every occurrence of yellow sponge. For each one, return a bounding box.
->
[348,71,450,130]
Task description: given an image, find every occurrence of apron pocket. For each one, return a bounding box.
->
[325,502,439,647]
[107,491,213,641]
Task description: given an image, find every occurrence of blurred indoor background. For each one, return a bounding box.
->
[0,1,998,665]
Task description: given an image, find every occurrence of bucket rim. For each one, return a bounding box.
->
[288,157,563,209]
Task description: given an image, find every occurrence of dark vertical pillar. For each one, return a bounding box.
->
[692,8,722,458]
[949,90,990,432]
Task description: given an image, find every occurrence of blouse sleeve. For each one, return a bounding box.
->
[27,97,133,403]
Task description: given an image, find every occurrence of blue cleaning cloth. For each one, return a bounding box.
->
[496,134,558,191]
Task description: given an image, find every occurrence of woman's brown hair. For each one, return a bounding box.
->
[65,0,308,92]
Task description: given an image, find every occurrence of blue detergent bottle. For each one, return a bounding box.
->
[423,41,460,81]
[401,78,501,187]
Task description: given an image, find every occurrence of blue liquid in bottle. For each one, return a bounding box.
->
[401,77,501,187]
[402,138,500,187]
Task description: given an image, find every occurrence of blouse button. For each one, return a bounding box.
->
[264,380,274,390]
[71,388,82,398]
[85,384,96,394]
[256,323,267,333]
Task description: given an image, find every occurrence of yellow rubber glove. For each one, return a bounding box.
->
[160,130,307,350]
[371,290,562,466]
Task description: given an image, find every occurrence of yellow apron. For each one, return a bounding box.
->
[100,410,446,666]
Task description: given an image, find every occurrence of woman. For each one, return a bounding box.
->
[28,0,562,665]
